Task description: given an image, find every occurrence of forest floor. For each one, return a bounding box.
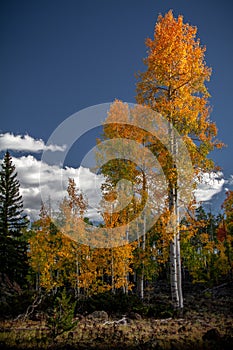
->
[0,281,233,350]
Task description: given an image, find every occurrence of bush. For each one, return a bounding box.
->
[76,291,174,318]
[77,291,146,316]
[46,289,78,342]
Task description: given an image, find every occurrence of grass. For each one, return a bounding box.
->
[0,311,232,349]
[1,283,233,349]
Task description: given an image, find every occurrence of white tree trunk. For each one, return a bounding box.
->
[169,124,183,310]
[137,214,146,299]
[170,233,179,308]
[176,230,183,309]
[75,254,80,298]
[170,193,183,310]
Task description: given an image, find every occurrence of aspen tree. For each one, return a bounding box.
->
[136,10,223,310]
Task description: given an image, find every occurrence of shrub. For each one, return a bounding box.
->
[46,289,78,342]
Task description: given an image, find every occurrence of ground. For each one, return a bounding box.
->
[0,281,233,349]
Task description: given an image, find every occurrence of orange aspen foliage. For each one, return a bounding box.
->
[28,206,75,292]
[136,10,223,170]
[135,9,224,309]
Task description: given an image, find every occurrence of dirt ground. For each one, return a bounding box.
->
[0,282,233,349]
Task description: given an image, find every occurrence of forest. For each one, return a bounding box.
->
[0,10,233,350]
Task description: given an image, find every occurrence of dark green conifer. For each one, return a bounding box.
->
[0,151,28,284]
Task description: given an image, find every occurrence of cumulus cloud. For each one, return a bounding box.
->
[0,133,66,152]
[194,171,225,202]
[0,147,228,223]
[16,158,224,221]
[11,155,105,222]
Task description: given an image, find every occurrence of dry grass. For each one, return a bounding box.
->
[0,312,232,349]
[0,288,233,349]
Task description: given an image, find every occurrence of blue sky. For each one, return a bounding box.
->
[0,0,233,219]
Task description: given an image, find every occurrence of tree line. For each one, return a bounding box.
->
[0,149,232,316]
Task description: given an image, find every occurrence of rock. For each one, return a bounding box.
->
[88,310,108,320]
[202,328,221,341]
[127,312,142,320]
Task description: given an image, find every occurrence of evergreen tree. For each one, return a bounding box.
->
[0,151,28,284]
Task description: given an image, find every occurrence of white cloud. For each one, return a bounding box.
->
[11,155,104,222]
[0,148,228,223]
[0,132,66,152]
[17,160,224,221]
[194,171,225,202]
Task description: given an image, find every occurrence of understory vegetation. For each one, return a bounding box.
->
[0,281,233,349]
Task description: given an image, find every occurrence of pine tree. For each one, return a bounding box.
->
[0,151,28,284]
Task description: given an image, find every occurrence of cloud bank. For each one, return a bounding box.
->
[0,132,228,222]
[0,133,66,152]
[194,171,225,203]
[0,132,104,221]
[12,155,226,222]
[12,155,104,222]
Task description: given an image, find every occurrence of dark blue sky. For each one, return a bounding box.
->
[0,0,233,177]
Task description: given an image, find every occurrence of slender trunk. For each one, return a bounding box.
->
[75,254,80,298]
[125,277,128,295]
[111,247,115,294]
[175,141,183,310]
[36,272,39,292]
[138,214,146,299]
[138,164,147,299]
[125,228,129,295]
[170,232,179,308]
[175,201,183,309]
[36,264,40,292]
[110,206,115,294]
[138,275,144,299]
[169,123,183,310]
